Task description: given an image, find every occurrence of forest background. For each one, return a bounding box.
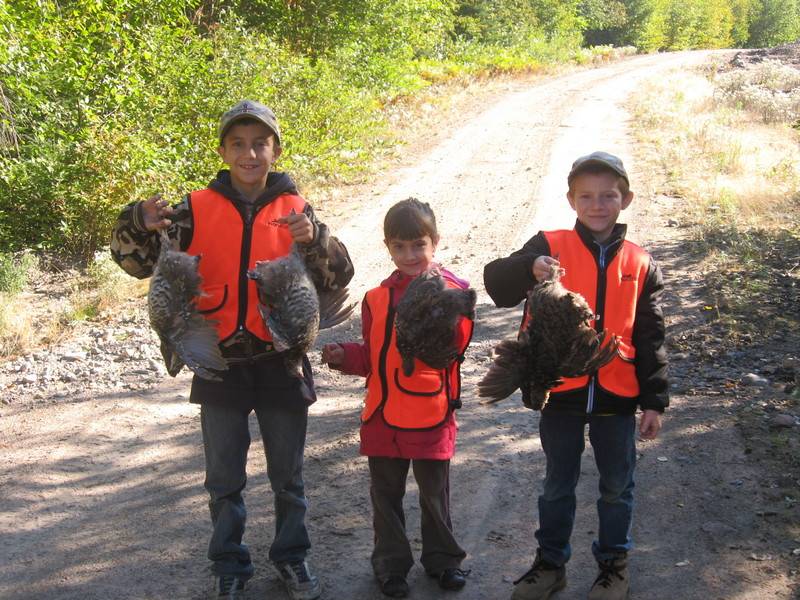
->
[0,0,798,262]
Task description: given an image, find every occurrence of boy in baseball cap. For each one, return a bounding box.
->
[110,100,355,599]
[484,151,668,600]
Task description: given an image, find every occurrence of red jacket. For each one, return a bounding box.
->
[336,267,471,460]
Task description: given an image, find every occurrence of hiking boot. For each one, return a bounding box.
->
[217,575,246,599]
[275,560,322,600]
[380,575,409,598]
[587,556,630,600]
[511,550,566,600]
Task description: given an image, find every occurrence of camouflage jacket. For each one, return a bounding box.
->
[111,170,354,360]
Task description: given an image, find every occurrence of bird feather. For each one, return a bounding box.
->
[479,265,618,410]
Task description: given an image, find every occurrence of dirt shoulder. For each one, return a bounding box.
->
[1,50,798,600]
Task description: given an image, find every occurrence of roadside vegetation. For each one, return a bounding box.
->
[630,55,799,342]
[629,49,800,497]
[1,0,799,357]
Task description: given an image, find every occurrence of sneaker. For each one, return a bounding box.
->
[511,550,566,600]
[275,560,322,600]
[587,556,630,600]
[380,575,409,598]
[217,575,246,599]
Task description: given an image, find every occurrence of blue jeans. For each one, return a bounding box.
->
[201,401,311,579]
[535,412,636,566]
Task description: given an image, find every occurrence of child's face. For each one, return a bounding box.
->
[217,122,281,194]
[385,235,437,277]
[567,172,633,243]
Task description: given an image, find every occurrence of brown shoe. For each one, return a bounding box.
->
[511,550,566,600]
[587,556,630,600]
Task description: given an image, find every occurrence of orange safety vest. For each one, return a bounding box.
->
[186,188,307,344]
[361,284,474,430]
[536,229,651,399]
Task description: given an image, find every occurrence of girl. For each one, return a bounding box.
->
[322,198,473,598]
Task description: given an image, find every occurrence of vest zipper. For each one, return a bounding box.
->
[588,242,610,414]
[377,289,396,410]
[237,208,254,332]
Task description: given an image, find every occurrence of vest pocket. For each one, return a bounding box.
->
[615,337,636,362]
[393,367,444,396]
[196,284,228,315]
[599,337,638,397]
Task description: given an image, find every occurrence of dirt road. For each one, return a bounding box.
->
[1,51,796,599]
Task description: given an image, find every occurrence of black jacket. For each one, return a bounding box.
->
[483,220,669,415]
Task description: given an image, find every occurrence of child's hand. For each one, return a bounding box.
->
[639,409,662,440]
[279,211,314,244]
[141,193,174,231]
[321,343,344,368]
[532,256,564,282]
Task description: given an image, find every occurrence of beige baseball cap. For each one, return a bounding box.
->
[218,100,281,146]
[568,151,629,185]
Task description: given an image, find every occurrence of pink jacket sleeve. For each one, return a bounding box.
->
[333,297,372,377]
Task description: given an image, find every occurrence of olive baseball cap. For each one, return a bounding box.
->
[218,99,281,146]
[568,151,629,185]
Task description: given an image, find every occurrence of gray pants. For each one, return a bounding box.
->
[368,457,466,580]
[201,401,311,579]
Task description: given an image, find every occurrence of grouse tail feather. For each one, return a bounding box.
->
[478,339,528,403]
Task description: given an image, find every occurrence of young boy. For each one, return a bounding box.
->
[483,151,668,600]
[111,100,354,600]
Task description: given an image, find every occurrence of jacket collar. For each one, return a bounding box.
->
[574,219,627,258]
[209,170,298,212]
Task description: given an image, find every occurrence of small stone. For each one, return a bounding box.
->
[742,373,768,386]
[792,548,800,556]
[749,553,772,561]
[61,352,86,362]
[781,357,799,370]
[769,414,796,429]
[701,521,736,535]
[675,560,690,567]
[657,456,669,462]
[667,218,679,227]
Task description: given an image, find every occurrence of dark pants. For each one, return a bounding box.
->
[201,401,311,579]
[368,457,466,580]
[534,412,637,567]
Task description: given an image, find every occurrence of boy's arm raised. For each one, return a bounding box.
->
[483,232,550,307]
[110,195,192,279]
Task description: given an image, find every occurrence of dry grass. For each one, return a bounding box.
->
[630,66,800,340]
[0,254,146,358]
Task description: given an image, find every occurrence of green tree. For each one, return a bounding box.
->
[748,0,800,47]
[579,0,628,46]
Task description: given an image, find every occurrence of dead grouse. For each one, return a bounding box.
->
[478,265,618,410]
[148,230,228,381]
[248,246,355,378]
[394,268,477,376]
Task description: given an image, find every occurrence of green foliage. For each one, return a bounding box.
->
[593,0,798,50]
[748,0,800,47]
[3,0,800,261]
